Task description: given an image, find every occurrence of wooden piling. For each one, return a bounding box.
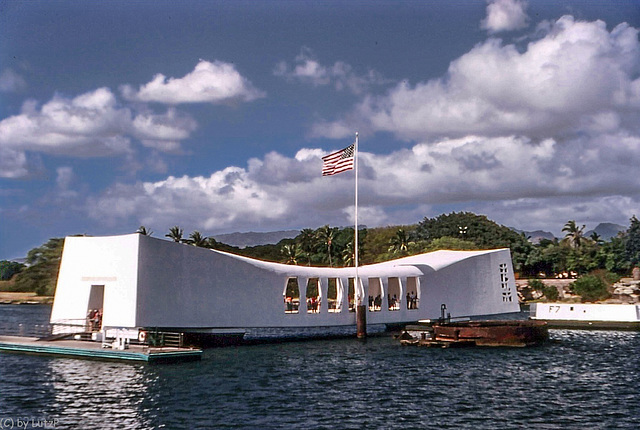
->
[356,304,367,338]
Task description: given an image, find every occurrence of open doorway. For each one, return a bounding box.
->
[406,277,419,310]
[306,278,321,313]
[284,278,300,314]
[348,278,355,312]
[388,277,401,311]
[327,278,343,313]
[87,285,104,331]
[368,278,383,312]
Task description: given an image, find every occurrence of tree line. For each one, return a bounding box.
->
[2,212,640,298]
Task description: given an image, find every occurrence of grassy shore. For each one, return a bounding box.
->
[0,279,53,303]
[0,291,53,305]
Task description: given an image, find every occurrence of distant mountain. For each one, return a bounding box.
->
[513,223,626,243]
[511,228,556,243]
[212,230,300,248]
[525,230,556,243]
[585,223,626,240]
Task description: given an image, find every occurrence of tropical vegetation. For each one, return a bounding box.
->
[570,275,610,302]
[2,212,640,302]
[1,238,65,296]
[0,260,25,281]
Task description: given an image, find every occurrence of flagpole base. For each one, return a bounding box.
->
[356,304,367,339]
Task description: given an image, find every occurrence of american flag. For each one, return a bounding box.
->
[322,143,355,176]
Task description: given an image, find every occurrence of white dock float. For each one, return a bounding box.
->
[530,303,640,330]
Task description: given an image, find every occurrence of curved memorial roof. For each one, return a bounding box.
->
[208,244,507,276]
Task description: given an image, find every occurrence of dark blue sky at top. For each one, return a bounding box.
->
[1,0,639,260]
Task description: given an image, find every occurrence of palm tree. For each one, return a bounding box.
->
[316,225,337,267]
[281,244,302,265]
[590,231,603,245]
[136,226,153,236]
[562,220,586,249]
[342,241,355,267]
[388,228,413,255]
[297,228,316,266]
[165,226,184,243]
[187,230,208,247]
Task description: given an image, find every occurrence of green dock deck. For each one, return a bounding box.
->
[0,335,202,363]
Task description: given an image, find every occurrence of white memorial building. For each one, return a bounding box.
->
[50,233,519,340]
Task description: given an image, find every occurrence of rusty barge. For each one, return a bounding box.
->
[400,320,549,348]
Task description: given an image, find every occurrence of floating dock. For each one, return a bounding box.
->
[530,303,640,330]
[0,335,202,363]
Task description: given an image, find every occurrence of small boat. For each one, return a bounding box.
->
[400,320,548,347]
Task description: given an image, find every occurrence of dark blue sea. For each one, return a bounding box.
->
[0,304,638,429]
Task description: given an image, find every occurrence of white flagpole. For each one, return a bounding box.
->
[355,132,366,338]
[354,132,359,302]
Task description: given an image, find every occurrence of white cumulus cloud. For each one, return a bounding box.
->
[0,87,201,178]
[481,0,529,34]
[132,108,198,152]
[275,48,388,95]
[0,146,30,179]
[87,168,290,231]
[314,16,640,141]
[85,130,640,235]
[0,68,27,92]
[121,60,265,104]
[0,88,134,157]
[54,166,79,199]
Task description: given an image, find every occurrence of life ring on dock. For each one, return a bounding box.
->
[138,331,147,343]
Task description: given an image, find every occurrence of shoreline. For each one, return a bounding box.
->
[0,292,53,305]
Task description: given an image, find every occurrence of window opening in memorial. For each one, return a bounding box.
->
[499,263,513,302]
[306,278,321,313]
[387,277,401,311]
[406,277,419,310]
[348,278,355,312]
[284,278,300,314]
[327,278,342,313]
[368,278,383,312]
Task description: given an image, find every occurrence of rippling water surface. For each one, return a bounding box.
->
[0,305,638,429]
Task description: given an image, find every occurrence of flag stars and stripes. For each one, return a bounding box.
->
[322,143,355,176]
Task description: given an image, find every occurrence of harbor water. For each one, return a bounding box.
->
[0,304,638,429]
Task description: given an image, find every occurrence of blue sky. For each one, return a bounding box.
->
[1,0,640,260]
